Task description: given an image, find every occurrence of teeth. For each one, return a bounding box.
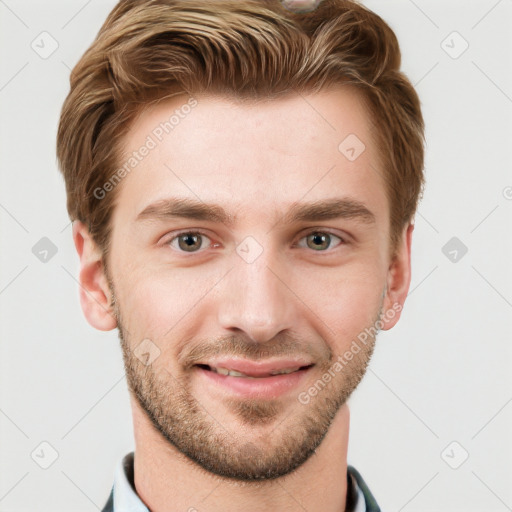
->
[214,367,258,378]
[269,367,301,375]
[215,367,252,377]
[211,366,302,377]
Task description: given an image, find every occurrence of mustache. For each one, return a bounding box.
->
[178,333,332,370]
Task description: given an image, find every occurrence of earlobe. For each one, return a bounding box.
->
[381,223,414,331]
[72,220,117,331]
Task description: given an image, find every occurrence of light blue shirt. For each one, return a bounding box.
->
[112,453,148,512]
[108,452,373,512]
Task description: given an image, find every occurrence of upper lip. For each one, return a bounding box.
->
[195,358,314,377]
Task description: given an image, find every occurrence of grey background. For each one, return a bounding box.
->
[1,0,511,510]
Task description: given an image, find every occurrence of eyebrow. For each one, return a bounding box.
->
[136,196,376,226]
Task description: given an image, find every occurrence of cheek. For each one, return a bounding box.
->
[117,268,215,340]
[295,264,384,347]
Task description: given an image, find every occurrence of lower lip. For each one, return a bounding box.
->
[194,366,313,399]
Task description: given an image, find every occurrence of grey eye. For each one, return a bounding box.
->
[298,232,343,251]
[170,232,211,252]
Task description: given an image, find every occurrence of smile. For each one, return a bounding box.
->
[197,364,311,378]
[193,361,315,398]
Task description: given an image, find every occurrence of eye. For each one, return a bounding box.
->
[166,231,215,253]
[295,230,345,252]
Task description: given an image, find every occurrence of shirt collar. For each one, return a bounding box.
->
[110,452,376,512]
[112,452,149,512]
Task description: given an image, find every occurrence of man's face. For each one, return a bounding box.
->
[100,88,404,480]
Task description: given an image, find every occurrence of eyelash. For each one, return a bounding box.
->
[163,229,346,254]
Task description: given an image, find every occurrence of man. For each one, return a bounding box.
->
[56,0,424,510]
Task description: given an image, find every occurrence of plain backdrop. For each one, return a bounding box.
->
[0,1,511,511]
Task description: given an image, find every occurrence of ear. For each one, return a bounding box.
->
[380,222,414,331]
[72,220,117,331]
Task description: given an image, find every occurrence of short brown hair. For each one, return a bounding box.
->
[57,0,424,264]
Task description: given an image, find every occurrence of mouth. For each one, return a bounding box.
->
[195,363,314,378]
[192,359,315,398]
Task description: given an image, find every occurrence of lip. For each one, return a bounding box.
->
[193,360,314,399]
[195,358,314,377]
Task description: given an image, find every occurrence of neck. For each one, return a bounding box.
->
[130,396,351,512]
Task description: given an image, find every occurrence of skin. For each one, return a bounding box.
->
[73,87,413,512]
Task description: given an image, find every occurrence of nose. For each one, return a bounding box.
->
[216,245,296,344]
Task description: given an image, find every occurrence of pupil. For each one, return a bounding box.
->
[310,233,328,250]
[180,234,200,251]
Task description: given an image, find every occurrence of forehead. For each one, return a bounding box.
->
[113,87,387,228]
